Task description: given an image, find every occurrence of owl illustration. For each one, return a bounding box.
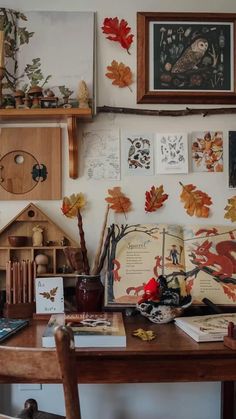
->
[171,38,208,73]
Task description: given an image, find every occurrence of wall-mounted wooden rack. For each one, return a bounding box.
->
[0,108,92,179]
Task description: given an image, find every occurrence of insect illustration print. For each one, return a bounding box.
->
[126,135,153,171]
[40,287,58,302]
[156,133,188,174]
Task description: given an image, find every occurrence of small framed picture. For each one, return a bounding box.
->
[35,277,64,314]
[155,132,188,174]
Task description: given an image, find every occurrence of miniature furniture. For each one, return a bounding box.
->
[0,316,235,419]
[0,326,81,419]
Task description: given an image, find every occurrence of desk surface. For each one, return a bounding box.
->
[0,314,235,384]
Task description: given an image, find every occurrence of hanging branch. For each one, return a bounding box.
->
[91,204,110,275]
[97,105,236,118]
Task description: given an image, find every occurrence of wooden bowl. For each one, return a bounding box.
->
[8,235,28,247]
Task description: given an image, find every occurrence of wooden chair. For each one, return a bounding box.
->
[0,326,81,419]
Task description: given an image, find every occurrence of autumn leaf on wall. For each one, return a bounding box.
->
[106,60,133,90]
[145,185,168,213]
[61,193,86,218]
[224,196,236,222]
[179,182,212,218]
[102,17,134,54]
[105,186,132,217]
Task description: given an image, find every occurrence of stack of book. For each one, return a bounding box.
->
[42,312,126,348]
[175,313,236,342]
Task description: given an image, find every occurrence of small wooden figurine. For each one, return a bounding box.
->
[32,225,44,246]
[35,253,49,274]
[77,80,89,109]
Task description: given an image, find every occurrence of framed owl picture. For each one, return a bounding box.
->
[137,12,236,104]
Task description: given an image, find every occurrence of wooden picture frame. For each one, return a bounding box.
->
[137,12,236,104]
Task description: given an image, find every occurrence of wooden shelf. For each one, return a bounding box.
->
[0,108,93,179]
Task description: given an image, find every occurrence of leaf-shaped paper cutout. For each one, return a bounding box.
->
[224,196,236,222]
[105,186,132,216]
[145,185,168,213]
[179,182,212,218]
[61,193,86,218]
[106,60,133,90]
[102,17,134,53]
[132,328,156,341]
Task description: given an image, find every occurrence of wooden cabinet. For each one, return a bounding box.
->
[0,203,82,278]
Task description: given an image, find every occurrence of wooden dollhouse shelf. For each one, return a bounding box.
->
[0,108,92,179]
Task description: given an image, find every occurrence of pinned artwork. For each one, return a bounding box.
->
[155,133,188,174]
[35,277,64,314]
[83,129,120,180]
[123,133,154,175]
[229,131,236,188]
[191,131,223,172]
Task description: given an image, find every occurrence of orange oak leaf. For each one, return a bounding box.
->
[106,60,133,90]
[105,186,132,216]
[61,193,86,218]
[102,17,134,54]
[179,182,212,218]
[145,185,168,213]
[222,283,236,302]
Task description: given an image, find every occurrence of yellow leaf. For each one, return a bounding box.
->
[224,196,236,222]
[61,193,86,218]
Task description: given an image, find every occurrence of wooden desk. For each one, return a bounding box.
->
[0,315,235,419]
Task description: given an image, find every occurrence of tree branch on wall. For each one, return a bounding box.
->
[97,105,236,117]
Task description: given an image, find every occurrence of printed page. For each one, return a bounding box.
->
[183,225,236,305]
[105,224,185,307]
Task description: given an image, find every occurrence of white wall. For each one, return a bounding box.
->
[0,0,235,418]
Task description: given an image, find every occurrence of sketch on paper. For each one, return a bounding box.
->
[229,131,236,188]
[191,131,223,172]
[155,133,188,174]
[83,129,120,180]
[123,133,154,175]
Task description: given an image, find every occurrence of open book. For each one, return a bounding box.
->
[175,313,236,342]
[105,224,236,307]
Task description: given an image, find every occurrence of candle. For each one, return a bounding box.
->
[0,31,4,68]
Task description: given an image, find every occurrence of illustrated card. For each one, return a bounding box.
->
[155,133,188,174]
[122,132,154,175]
[191,131,223,172]
[35,277,64,314]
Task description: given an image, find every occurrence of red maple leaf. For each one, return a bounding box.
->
[102,17,134,54]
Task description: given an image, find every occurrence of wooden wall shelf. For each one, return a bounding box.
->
[0,108,93,179]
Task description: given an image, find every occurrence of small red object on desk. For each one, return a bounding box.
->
[224,322,236,350]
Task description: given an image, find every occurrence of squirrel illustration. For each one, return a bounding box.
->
[194,240,236,279]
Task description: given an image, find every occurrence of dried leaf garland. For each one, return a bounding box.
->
[179,182,212,218]
[145,185,168,213]
[61,193,86,218]
[105,186,132,216]
[106,60,133,90]
[102,17,134,54]
[224,196,236,222]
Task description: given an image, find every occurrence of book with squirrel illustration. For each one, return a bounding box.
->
[175,313,236,342]
[105,224,236,308]
[42,312,126,348]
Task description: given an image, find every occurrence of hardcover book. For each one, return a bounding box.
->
[175,313,236,342]
[42,312,126,348]
[0,318,29,342]
[105,223,236,307]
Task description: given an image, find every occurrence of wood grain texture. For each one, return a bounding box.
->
[0,127,61,200]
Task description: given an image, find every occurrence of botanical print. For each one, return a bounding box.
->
[150,21,232,91]
[123,133,154,175]
[155,133,188,174]
[1,9,95,102]
[229,131,236,188]
[35,277,64,314]
[191,131,223,172]
[83,129,120,180]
